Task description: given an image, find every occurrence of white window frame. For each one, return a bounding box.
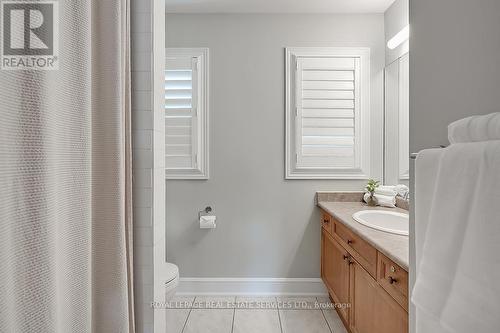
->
[285,47,371,179]
[165,48,209,179]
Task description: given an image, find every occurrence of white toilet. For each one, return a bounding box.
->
[165,262,179,300]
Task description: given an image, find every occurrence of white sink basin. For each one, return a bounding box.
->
[352,210,409,236]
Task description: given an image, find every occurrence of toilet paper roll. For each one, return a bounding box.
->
[200,215,216,229]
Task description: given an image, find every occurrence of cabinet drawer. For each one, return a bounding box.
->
[321,210,332,234]
[333,219,377,277]
[377,252,408,311]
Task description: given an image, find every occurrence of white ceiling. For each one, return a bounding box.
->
[166,0,396,14]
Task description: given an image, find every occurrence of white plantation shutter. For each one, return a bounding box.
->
[165,48,209,179]
[296,56,358,168]
[165,57,197,169]
[286,48,371,179]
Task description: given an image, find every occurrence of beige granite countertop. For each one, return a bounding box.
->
[317,201,409,270]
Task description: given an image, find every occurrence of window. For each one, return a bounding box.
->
[285,47,371,179]
[165,48,209,179]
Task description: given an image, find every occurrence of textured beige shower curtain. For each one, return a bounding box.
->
[0,1,134,332]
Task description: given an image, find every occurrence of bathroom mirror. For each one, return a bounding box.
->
[384,52,409,185]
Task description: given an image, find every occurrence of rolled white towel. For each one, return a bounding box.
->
[374,193,396,208]
[363,192,372,204]
[374,186,396,196]
[395,184,409,197]
[378,185,396,192]
[448,112,500,144]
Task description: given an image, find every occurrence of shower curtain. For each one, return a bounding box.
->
[0,1,134,332]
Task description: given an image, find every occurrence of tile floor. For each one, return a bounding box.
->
[165,296,348,333]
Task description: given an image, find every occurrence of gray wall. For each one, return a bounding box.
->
[166,14,385,277]
[410,0,500,152]
[385,0,409,65]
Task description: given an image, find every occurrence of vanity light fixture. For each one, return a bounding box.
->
[387,25,410,50]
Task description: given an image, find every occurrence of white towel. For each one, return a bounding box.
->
[414,148,446,333]
[412,141,500,333]
[395,184,409,197]
[414,149,443,270]
[374,184,408,197]
[448,112,500,143]
[374,186,396,196]
[373,193,396,208]
[377,185,396,191]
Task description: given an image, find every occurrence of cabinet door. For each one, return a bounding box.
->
[349,260,378,333]
[373,283,408,333]
[321,229,350,323]
[350,260,408,333]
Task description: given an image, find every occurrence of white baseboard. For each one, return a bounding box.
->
[176,277,328,296]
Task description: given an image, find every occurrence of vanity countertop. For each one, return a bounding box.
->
[317,201,409,270]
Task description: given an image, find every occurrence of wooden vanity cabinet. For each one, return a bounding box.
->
[377,252,409,311]
[321,211,332,234]
[320,209,408,333]
[350,259,408,333]
[373,280,408,333]
[321,229,350,324]
[349,259,378,333]
[333,219,377,278]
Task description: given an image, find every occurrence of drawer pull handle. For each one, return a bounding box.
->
[343,254,349,260]
[388,276,397,284]
[323,219,329,224]
[347,239,353,245]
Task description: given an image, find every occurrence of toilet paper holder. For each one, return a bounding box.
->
[198,206,213,218]
[198,206,216,229]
